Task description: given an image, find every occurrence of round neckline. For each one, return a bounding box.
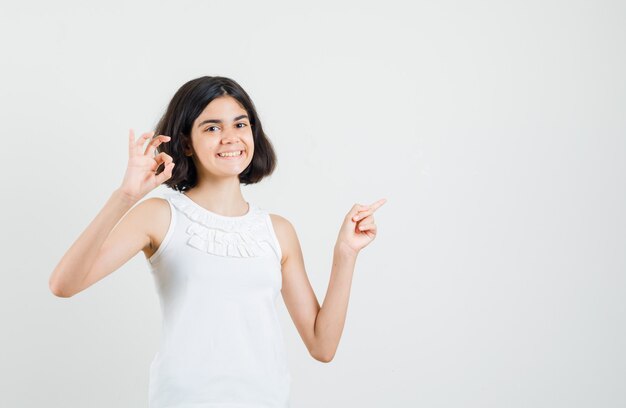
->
[179,192,254,220]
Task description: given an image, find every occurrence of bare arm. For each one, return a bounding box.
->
[312,243,357,362]
[273,199,386,362]
[277,220,357,363]
[48,129,175,298]
[49,189,140,297]
[312,200,385,360]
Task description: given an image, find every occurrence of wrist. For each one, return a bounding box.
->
[334,241,358,259]
[112,188,140,207]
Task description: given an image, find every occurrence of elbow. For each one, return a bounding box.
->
[49,283,70,298]
[309,335,336,363]
[316,354,334,363]
[49,277,73,298]
[310,348,335,363]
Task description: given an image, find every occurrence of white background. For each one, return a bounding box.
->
[1,0,625,406]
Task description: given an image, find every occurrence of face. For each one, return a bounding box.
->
[186,96,254,180]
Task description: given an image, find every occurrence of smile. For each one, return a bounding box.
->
[217,150,243,158]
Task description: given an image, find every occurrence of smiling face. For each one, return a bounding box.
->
[185,95,255,181]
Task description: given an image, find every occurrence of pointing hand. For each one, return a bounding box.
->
[336,198,387,256]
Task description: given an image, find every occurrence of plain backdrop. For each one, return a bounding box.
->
[1,0,624,407]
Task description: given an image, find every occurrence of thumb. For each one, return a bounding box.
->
[156,162,175,184]
[347,203,366,220]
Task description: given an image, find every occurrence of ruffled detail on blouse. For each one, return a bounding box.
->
[167,192,276,258]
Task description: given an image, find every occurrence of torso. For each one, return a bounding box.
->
[145,193,292,406]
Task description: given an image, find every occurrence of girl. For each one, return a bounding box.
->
[49,76,386,407]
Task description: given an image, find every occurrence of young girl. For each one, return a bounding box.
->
[49,76,386,407]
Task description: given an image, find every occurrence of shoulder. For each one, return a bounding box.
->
[268,213,299,265]
[268,213,296,238]
[268,213,292,230]
[133,196,170,220]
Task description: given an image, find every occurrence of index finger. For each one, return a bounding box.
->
[128,129,135,155]
[368,198,387,212]
[145,134,172,157]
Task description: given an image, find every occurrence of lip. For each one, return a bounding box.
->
[218,148,244,154]
[216,150,244,159]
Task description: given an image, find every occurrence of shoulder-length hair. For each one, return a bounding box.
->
[154,76,277,192]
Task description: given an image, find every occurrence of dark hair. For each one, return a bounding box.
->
[154,76,277,192]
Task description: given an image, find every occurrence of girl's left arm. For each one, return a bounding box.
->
[271,198,386,363]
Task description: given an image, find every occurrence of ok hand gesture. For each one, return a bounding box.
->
[118,129,175,203]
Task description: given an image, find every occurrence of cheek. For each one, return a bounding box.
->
[246,134,254,152]
[203,139,221,150]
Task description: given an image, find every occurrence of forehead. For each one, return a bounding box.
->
[197,96,247,118]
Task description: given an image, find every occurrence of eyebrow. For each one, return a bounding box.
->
[197,114,249,127]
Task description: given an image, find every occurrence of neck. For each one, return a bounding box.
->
[185,176,248,217]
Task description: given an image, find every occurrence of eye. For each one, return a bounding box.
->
[236,122,248,128]
[205,126,219,132]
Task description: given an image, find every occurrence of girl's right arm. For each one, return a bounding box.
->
[48,130,175,298]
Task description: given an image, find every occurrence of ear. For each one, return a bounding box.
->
[182,137,193,157]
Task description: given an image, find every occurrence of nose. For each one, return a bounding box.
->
[221,128,241,144]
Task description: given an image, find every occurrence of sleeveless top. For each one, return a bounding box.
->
[145,191,292,408]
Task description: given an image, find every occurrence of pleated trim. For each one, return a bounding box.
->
[167,192,274,258]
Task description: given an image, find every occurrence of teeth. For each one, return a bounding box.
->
[218,151,242,157]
